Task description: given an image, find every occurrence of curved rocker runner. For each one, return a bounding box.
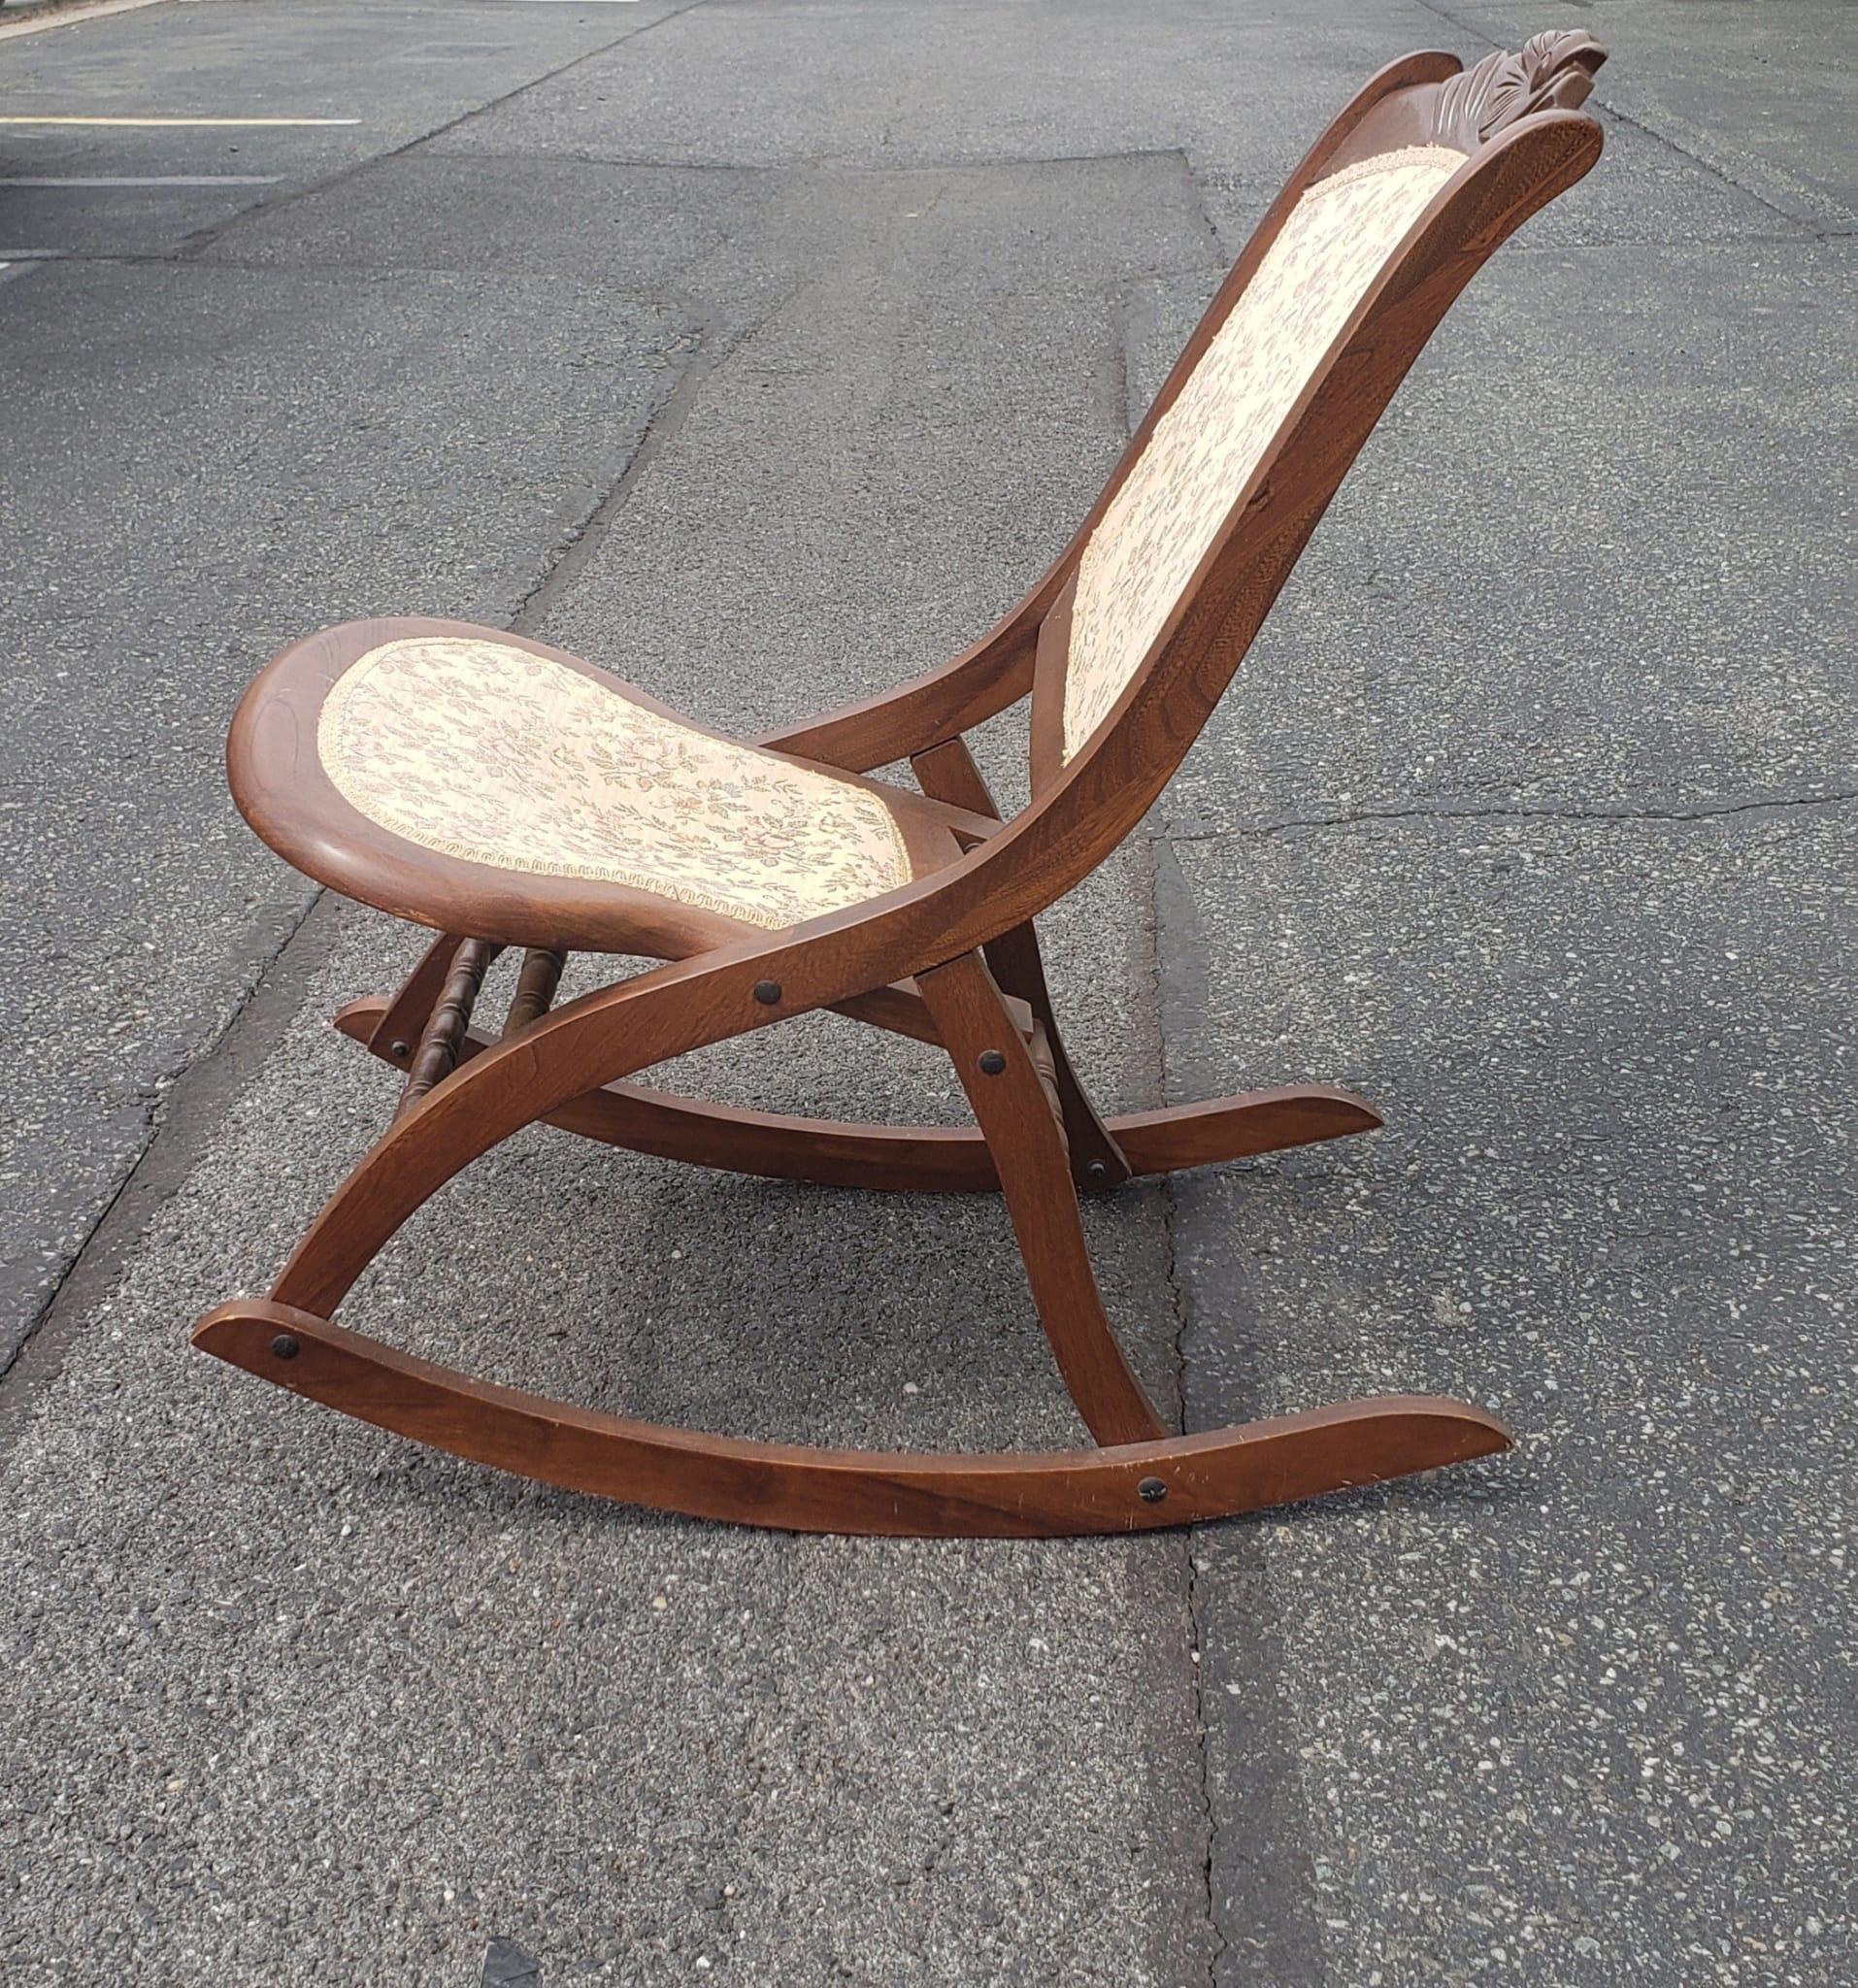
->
[194,31,1608,1538]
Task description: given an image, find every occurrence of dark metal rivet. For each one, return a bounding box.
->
[1085,1159,1110,1182]
[1137,1476,1168,1504]
[388,1040,412,1060]
[271,1334,300,1361]
[978,1049,1008,1077]
[752,980,782,1007]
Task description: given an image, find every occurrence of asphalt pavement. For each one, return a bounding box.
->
[0,2,1850,1983]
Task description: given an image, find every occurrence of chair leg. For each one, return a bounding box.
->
[980,918,1132,1187]
[917,951,1166,1447]
[397,937,498,1117]
[359,930,471,1065]
[912,736,1131,1188]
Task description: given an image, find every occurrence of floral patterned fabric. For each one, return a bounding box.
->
[316,636,914,931]
[1062,144,1465,759]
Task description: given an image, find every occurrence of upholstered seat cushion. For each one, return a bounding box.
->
[227,620,947,952]
[314,634,913,932]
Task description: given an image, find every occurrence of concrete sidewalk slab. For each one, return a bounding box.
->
[1161,808,1850,1985]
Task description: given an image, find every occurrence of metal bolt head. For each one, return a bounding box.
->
[978,1049,1008,1077]
[1085,1159,1109,1183]
[389,1040,412,1060]
[752,979,782,1007]
[270,1334,300,1362]
[1137,1475,1168,1504]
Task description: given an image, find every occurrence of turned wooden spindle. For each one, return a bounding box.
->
[1025,1020,1069,1154]
[503,947,568,1038]
[397,938,497,1117]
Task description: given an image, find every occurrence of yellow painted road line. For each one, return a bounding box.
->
[0,116,359,128]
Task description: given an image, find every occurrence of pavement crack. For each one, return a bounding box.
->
[1142,829,1225,1985]
[1576,92,1833,236]
[171,0,714,261]
[507,306,744,637]
[1163,790,1858,841]
[0,887,325,1398]
[1406,0,1834,237]
[1174,1246,1226,1988]
[425,0,713,154]
[1176,149,1230,265]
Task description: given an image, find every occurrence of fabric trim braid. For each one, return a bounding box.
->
[1314,141,1469,195]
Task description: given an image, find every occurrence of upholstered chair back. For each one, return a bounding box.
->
[1059,144,1466,761]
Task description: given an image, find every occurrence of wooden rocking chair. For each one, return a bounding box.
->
[194,33,1607,1537]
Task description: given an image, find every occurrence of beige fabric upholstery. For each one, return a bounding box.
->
[1062,144,1465,759]
[316,636,914,931]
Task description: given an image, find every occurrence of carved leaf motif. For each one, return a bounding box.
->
[1433,29,1606,149]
